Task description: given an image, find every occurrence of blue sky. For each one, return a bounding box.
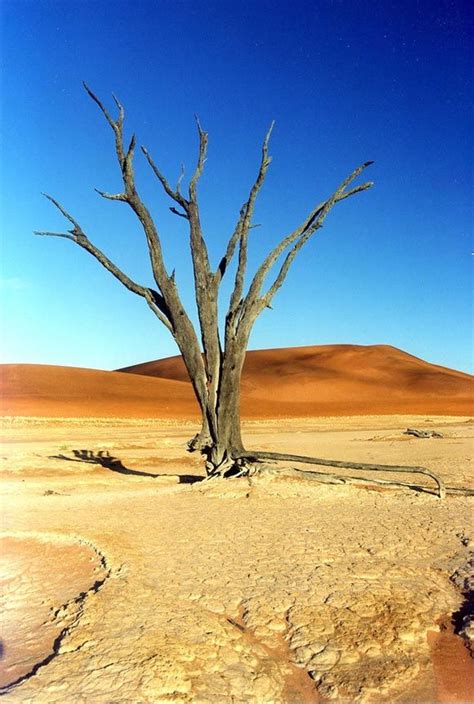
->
[1,0,472,372]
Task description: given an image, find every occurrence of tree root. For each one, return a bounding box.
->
[195,448,474,499]
[239,450,448,499]
[404,427,443,439]
[256,465,474,497]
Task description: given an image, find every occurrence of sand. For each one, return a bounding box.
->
[1,414,473,702]
[2,345,473,419]
[0,363,197,418]
[121,344,474,417]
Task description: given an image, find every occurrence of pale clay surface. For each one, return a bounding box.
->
[0,415,473,702]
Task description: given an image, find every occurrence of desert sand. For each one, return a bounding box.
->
[1,346,473,702]
[2,345,473,418]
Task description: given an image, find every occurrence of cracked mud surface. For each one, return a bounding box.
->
[0,534,109,691]
[0,415,473,702]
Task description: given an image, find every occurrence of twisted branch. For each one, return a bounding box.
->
[38,85,210,414]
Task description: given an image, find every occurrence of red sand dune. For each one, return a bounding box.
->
[0,364,196,418]
[1,345,472,418]
[120,344,474,417]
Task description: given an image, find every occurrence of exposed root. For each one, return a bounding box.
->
[239,450,448,499]
[196,446,473,499]
[404,427,444,439]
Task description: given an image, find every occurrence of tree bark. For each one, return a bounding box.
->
[188,338,246,474]
[213,344,246,465]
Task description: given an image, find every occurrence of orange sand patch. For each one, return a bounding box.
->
[428,621,474,703]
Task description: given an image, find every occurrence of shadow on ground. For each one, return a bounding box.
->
[50,449,203,484]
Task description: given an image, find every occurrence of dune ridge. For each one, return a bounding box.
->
[1,345,472,419]
[120,344,473,417]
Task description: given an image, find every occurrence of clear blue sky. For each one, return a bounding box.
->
[1,0,472,372]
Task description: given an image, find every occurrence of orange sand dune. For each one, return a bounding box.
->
[0,364,197,418]
[121,344,474,417]
[1,345,472,418]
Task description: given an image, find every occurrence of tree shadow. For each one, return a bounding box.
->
[49,449,203,484]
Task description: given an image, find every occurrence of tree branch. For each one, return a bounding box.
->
[143,117,217,397]
[176,163,185,195]
[216,121,275,286]
[189,115,208,202]
[257,465,463,498]
[94,188,127,202]
[170,116,223,435]
[83,82,118,131]
[141,146,189,210]
[35,195,173,331]
[38,85,217,422]
[169,206,189,219]
[226,122,274,331]
[83,84,173,293]
[83,85,184,307]
[186,127,213,283]
[41,193,82,231]
[81,86,211,411]
[240,162,374,324]
[83,82,125,166]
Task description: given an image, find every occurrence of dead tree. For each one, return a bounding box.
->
[35,84,446,498]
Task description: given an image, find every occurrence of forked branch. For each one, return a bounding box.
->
[239,163,374,325]
[83,83,171,292]
[141,146,189,211]
[40,85,212,418]
[226,122,275,331]
[34,195,173,331]
[217,121,274,286]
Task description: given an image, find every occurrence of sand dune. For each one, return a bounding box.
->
[121,344,473,417]
[0,364,197,418]
[1,345,472,418]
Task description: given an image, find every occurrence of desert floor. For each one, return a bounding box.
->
[1,415,473,703]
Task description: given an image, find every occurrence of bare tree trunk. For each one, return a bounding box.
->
[212,345,246,466]
[188,341,246,474]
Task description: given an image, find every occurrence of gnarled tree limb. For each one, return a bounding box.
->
[41,85,210,415]
[238,163,374,327]
[257,465,473,498]
[34,195,174,332]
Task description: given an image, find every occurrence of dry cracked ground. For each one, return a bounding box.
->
[0,415,473,703]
